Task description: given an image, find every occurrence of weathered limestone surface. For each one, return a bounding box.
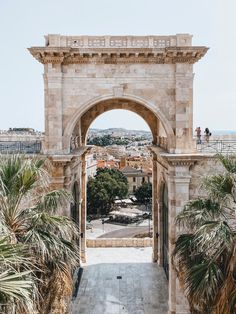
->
[29,34,208,155]
[72,248,168,314]
[87,238,152,248]
[29,34,209,314]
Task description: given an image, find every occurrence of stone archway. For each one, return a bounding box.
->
[29,34,208,314]
[68,98,162,264]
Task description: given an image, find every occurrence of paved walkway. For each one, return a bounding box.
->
[71,248,168,314]
[87,219,151,239]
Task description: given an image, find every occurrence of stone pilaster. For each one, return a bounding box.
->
[152,153,158,262]
[168,160,192,314]
[64,163,72,190]
[175,63,195,153]
[80,153,87,263]
[44,62,63,153]
[50,161,66,190]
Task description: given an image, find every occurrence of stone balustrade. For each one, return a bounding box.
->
[87,238,152,248]
[45,34,193,48]
[196,139,236,153]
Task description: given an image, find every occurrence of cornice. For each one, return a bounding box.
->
[168,160,195,167]
[28,46,208,65]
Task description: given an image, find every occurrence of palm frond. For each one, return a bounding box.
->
[23,211,79,272]
[35,189,73,213]
[203,173,234,202]
[0,155,79,312]
[194,221,234,260]
[217,154,236,174]
[185,261,224,312]
[0,238,29,266]
[176,198,222,229]
[0,270,35,314]
[174,154,236,311]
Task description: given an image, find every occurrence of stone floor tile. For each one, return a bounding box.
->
[71,248,168,314]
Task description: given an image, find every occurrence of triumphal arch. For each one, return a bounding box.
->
[29,34,208,313]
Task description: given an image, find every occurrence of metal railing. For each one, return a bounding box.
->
[196,140,236,153]
[0,141,42,154]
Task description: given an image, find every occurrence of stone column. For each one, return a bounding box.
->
[49,161,66,217]
[80,153,87,263]
[50,161,65,190]
[44,62,63,154]
[63,163,72,217]
[157,179,163,268]
[168,161,192,314]
[64,163,72,190]
[152,153,158,262]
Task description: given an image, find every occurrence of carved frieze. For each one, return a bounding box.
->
[28,46,208,65]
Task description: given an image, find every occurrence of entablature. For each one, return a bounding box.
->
[28,46,208,65]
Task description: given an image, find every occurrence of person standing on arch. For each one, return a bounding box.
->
[195,126,202,144]
[204,127,211,143]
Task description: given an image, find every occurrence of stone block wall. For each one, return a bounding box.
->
[87,238,152,248]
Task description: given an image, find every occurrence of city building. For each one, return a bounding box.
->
[121,165,152,194]
[86,153,97,178]
[96,159,120,169]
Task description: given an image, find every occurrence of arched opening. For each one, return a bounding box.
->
[65,96,174,153]
[161,182,169,279]
[73,101,158,258]
[71,181,80,224]
[86,108,153,249]
[69,97,170,269]
[82,101,157,145]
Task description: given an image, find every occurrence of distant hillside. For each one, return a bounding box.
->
[88,127,151,136]
[89,128,236,137]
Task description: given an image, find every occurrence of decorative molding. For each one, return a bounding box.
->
[168,160,195,167]
[52,161,67,167]
[28,46,208,65]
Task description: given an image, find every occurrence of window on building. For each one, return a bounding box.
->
[133,177,136,182]
[133,186,136,192]
[142,177,145,183]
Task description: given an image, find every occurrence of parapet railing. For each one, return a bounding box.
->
[196,140,236,153]
[45,34,193,49]
[0,141,42,154]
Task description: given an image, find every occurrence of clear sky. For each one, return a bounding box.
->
[0,0,235,132]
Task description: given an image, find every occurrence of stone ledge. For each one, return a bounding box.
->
[28,46,208,65]
[87,238,152,248]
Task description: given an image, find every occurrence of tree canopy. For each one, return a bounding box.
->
[0,155,79,314]
[87,134,129,146]
[173,154,236,313]
[134,182,152,204]
[87,168,128,215]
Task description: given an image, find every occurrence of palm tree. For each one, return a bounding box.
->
[0,155,80,314]
[173,154,236,314]
[0,236,35,314]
